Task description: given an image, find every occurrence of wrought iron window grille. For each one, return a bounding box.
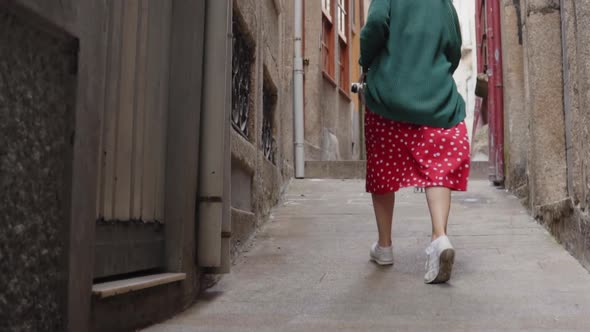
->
[262,79,277,164]
[232,14,254,139]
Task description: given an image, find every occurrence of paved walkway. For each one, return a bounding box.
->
[146,180,590,332]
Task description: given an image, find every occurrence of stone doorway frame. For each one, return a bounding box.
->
[2,1,107,330]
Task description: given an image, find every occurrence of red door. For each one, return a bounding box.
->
[476,0,505,185]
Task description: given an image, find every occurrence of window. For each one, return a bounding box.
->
[322,0,335,79]
[262,74,277,164]
[338,0,350,92]
[351,0,357,32]
[232,13,255,139]
[322,0,332,20]
[360,0,365,26]
[338,39,349,91]
[322,0,350,88]
[337,0,347,42]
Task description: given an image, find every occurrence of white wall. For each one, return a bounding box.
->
[364,0,370,17]
[452,0,478,143]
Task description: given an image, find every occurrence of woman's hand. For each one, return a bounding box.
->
[358,72,367,105]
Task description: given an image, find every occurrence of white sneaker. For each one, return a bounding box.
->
[424,236,455,284]
[370,242,394,266]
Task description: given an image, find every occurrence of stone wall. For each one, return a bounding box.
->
[556,0,590,268]
[501,0,528,193]
[501,0,566,207]
[502,0,590,270]
[523,0,567,209]
[0,9,76,331]
[230,0,294,258]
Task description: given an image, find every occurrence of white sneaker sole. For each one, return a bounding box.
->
[370,255,394,266]
[426,248,455,284]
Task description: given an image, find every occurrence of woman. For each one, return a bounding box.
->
[360,0,469,284]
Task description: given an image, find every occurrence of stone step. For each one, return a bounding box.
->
[304,161,366,179]
[470,161,492,180]
[92,273,186,299]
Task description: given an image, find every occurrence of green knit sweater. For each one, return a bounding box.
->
[360,0,465,128]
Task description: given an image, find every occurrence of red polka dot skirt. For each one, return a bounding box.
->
[365,108,471,194]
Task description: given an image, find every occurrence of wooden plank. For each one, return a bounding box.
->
[140,0,158,221]
[100,0,123,220]
[94,4,108,219]
[114,0,139,220]
[92,273,186,298]
[141,0,168,221]
[66,0,109,330]
[155,0,172,222]
[164,0,204,274]
[93,222,165,279]
[131,0,149,219]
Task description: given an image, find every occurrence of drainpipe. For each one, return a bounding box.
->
[294,0,305,178]
[559,0,574,198]
[198,0,232,273]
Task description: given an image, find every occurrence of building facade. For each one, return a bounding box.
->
[302,0,361,161]
[350,0,366,159]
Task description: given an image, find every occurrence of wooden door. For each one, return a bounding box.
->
[94,0,172,279]
[476,0,505,184]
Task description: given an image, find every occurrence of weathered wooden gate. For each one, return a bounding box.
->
[476,0,505,184]
[94,0,172,279]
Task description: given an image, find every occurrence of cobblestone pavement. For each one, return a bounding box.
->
[145,180,590,332]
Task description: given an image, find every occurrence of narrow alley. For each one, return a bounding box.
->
[146,180,590,332]
[5,1,590,331]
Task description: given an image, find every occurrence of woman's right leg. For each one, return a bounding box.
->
[371,192,395,247]
[423,187,455,284]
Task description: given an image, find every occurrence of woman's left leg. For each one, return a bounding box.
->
[425,186,451,241]
[372,193,395,247]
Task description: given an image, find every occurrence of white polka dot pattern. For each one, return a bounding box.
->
[365,109,471,194]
